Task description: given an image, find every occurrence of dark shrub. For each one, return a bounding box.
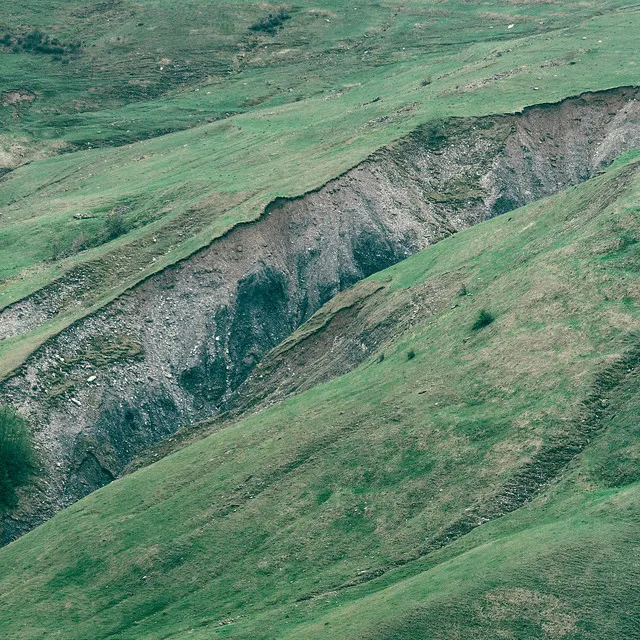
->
[250,9,291,34]
[407,349,416,360]
[0,406,38,509]
[48,237,68,261]
[472,309,495,331]
[71,232,89,254]
[105,208,129,239]
[424,121,448,149]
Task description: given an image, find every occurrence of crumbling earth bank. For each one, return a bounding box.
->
[1,87,639,542]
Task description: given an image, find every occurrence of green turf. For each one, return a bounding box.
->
[1,0,639,377]
[0,155,638,639]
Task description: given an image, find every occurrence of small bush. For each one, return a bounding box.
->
[71,232,89,254]
[424,121,447,149]
[407,349,416,360]
[472,309,495,331]
[48,237,69,261]
[105,208,129,240]
[250,9,291,34]
[0,406,38,509]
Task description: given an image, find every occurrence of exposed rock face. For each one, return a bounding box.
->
[1,87,639,542]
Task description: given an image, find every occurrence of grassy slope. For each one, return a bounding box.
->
[0,154,638,639]
[292,352,640,639]
[1,0,639,377]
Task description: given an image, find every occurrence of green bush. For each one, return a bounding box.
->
[0,406,38,509]
[105,208,129,240]
[472,309,495,331]
[48,236,68,261]
[249,9,291,34]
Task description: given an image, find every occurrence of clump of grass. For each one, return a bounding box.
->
[472,309,495,331]
[249,9,291,34]
[0,406,38,509]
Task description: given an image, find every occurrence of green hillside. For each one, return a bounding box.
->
[1,0,640,377]
[0,155,638,639]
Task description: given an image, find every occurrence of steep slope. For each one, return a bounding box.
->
[0,155,638,639]
[289,363,640,640]
[2,0,640,541]
[2,87,639,542]
[2,0,640,381]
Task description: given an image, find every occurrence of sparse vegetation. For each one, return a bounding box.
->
[43,334,143,399]
[423,121,448,149]
[47,230,101,262]
[0,407,37,509]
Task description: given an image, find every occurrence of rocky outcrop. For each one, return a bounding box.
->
[1,86,639,542]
